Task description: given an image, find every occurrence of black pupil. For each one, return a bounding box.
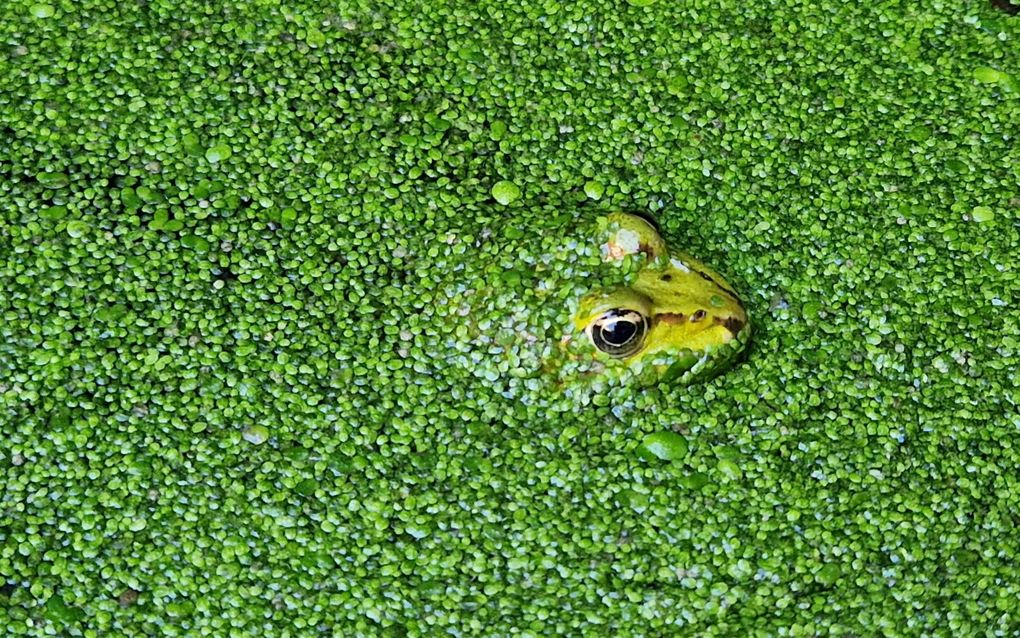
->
[602,319,637,346]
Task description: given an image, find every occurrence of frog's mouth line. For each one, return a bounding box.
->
[657,318,752,384]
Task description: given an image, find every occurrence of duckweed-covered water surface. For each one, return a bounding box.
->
[2,0,1019,635]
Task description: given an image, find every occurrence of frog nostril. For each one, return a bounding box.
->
[660,274,672,282]
[691,309,707,322]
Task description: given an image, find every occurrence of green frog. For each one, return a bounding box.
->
[425,210,750,401]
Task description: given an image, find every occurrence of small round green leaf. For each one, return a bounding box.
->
[39,205,67,221]
[242,425,269,445]
[181,234,211,252]
[816,564,841,586]
[295,478,319,496]
[127,517,147,532]
[44,595,82,625]
[639,431,689,461]
[679,472,711,490]
[584,180,605,200]
[30,3,55,18]
[492,180,521,205]
[618,489,649,513]
[970,206,994,222]
[667,76,689,96]
[37,172,69,188]
[717,458,742,480]
[490,120,507,141]
[205,144,233,163]
[305,28,326,47]
[65,221,89,238]
[907,125,931,142]
[974,67,1003,84]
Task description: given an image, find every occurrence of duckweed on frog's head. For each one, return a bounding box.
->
[432,211,749,399]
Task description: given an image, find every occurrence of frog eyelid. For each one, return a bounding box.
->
[625,211,662,235]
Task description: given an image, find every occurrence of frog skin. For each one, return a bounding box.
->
[418,210,750,402]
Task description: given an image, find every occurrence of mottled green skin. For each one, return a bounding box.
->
[420,211,750,403]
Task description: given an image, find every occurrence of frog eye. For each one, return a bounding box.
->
[589,309,649,358]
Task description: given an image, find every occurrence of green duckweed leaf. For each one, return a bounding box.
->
[491,180,521,205]
[242,425,269,444]
[36,172,69,188]
[205,144,233,163]
[65,221,89,238]
[970,206,994,222]
[638,431,689,461]
[30,3,55,18]
[974,66,1003,84]
[584,180,605,200]
[39,205,67,221]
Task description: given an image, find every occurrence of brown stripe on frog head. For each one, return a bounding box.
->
[655,312,686,325]
[715,316,746,335]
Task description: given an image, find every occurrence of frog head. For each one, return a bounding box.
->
[562,212,750,386]
[433,209,750,398]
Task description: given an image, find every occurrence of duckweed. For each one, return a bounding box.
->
[28,3,53,19]
[973,66,1005,83]
[204,144,233,164]
[1,0,1019,636]
[584,180,605,201]
[242,425,270,445]
[638,431,690,461]
[971,206,996,222]
[63,221,89,239]
[491,180,522,205]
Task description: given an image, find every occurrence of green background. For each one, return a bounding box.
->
[1,0,1018,635]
